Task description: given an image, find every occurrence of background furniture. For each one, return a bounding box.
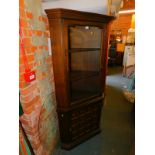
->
[108,32,125,66]
[108,46,117,66]
[123,45,135,77]
[46,8,114,150]
[116,43,125,65]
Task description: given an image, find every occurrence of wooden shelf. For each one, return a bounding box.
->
[125,43,135,46]
[69,48,101,53]
[71,91,100,103]
[70,71,100,81]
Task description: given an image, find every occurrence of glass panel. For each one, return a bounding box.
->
[69,26,102,49]
[71,74,102,102]
[69,26,103,103]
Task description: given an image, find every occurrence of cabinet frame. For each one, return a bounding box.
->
[46,8,114,149]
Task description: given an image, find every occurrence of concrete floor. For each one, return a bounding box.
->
[54,66,135,155]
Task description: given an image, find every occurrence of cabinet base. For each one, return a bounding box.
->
[61,129,101,150]
[58,98,103,150]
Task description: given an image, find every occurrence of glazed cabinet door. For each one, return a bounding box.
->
[63,20,107,105]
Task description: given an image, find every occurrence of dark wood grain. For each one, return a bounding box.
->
[69,48,101,52]
[46,8,114,150]
[45,8,115,22]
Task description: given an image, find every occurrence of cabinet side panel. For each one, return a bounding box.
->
[101,24,110,94]
[48,19,69,108]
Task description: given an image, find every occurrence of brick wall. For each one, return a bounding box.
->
[19,0,59,154]
[111,13,134,35]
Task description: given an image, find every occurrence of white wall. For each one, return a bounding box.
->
[42,0,108,15]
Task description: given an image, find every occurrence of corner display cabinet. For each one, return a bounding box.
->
[45,8,114,150]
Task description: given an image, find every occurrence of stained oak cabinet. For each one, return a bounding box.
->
[45,8,114,150]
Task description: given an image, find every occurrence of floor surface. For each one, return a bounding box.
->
[54,66,135,155]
